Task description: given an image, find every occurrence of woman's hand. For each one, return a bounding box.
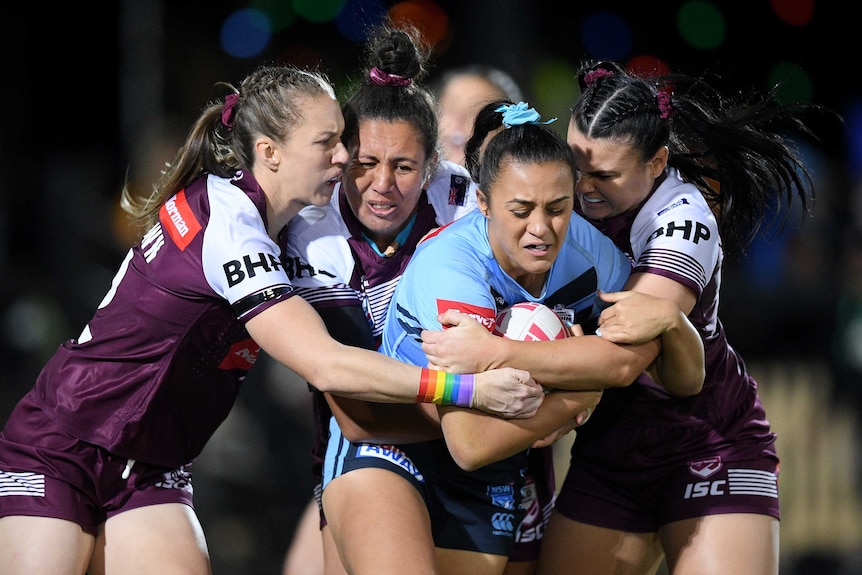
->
[422,309,499,373]
[595,290,679,344]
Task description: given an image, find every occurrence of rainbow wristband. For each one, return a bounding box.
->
[417,369,475,407]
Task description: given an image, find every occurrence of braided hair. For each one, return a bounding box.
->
[572,59,824,251]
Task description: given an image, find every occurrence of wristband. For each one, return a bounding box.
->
[417,369,475,407]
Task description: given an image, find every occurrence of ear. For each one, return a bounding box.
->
[423,151,440,188]
[648,146,669,179]
[255,137,280,171]
[477,188,490,217]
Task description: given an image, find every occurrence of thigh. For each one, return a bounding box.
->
[536,511,664,575]
[502,559,536,575]
[323,467,436,575]
[660,513,778,575]
[283,498,325,575]
[89,502,209,575]
[321,524,349,575]
[0,515,94,575]
[437,547,508,575]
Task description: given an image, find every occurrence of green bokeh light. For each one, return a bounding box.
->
[252,0,298,31]
[768,61,813,103]
[677,1,725,50]
[292,0,346,23]
[531,59,580,137]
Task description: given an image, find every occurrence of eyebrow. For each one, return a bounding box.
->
[356,152,420,165]
[506,195,572,207]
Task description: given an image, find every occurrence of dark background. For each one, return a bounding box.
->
[2,1,859,573]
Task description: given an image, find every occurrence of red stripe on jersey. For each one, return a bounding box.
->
[435,299,496,331]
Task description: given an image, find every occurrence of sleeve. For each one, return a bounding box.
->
[380,242,496,366]
[201,183,295,321]
[424,161,479,224]
[631,187,720,297]
[283,203,360,308]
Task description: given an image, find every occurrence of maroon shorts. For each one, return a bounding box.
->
[555,415,780,532]
[0,397,194,535]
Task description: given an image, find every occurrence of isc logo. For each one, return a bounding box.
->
[683,480,726,499]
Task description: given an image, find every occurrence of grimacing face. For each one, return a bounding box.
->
[480,159,574,296]
[566,119,666,221]
[342,119,431,250]
[275,93,348,210]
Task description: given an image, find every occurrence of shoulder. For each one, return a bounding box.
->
[424,160,479,224]
[639,168,715,225]
[286,184,349,247]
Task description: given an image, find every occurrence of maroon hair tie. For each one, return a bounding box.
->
[583,68,614,88]
[221,93,240,130]
[369,66,412,87]
[656,91,673,120]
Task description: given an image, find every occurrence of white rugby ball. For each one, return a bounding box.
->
[493,302,570,341]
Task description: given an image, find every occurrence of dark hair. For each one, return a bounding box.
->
[122,65,335,229]
[571,59,831,251]
[465,100,576,195]
[341,25,438,165]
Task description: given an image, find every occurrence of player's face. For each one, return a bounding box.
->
[481,159,574,295]
[278,93,348,209]
[342,119,432,250]
[567,120,665,221]
[438,75,506,166]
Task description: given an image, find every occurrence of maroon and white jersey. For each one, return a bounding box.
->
[580,167,772,434]
[284,160,477,339]
[28,170,296,467]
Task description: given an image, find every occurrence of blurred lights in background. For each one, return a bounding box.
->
[213,0,851,173]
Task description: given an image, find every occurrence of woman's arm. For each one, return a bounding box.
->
[422,311,659,390]
[314,304,444,444]
[599,273,704,397]
[246,295,545,417]
[439,390,603,471]
[421,286,704,396]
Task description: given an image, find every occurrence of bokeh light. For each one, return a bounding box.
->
[388,0,450,47]
[627,54,672,79]
[767,61,813,103]
[677,1,725,50]
[531,59,580,136]
[293,0,346,23]
[580,11,632,61]
[770,0,815,26]
[845,100,862,174]
[251,0,298,32]
[335,0,389,42]
[220,8,272,59]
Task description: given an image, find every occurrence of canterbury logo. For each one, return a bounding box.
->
[491,512,515,533]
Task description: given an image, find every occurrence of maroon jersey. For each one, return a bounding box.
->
[22,170,296,467]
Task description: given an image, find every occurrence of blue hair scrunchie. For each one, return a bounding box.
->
[495,101,556,128]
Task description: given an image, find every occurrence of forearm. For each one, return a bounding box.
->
[488,335,658,390]
[440,390,602,471]
[249,296,542,417]
[650,311,705,396]
[328,393,443,444]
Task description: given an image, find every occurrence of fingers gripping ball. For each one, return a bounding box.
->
[492,302,570,341]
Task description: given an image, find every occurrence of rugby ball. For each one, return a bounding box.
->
[493,302,570,341]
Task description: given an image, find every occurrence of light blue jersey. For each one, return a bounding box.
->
[381,208,632,366]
